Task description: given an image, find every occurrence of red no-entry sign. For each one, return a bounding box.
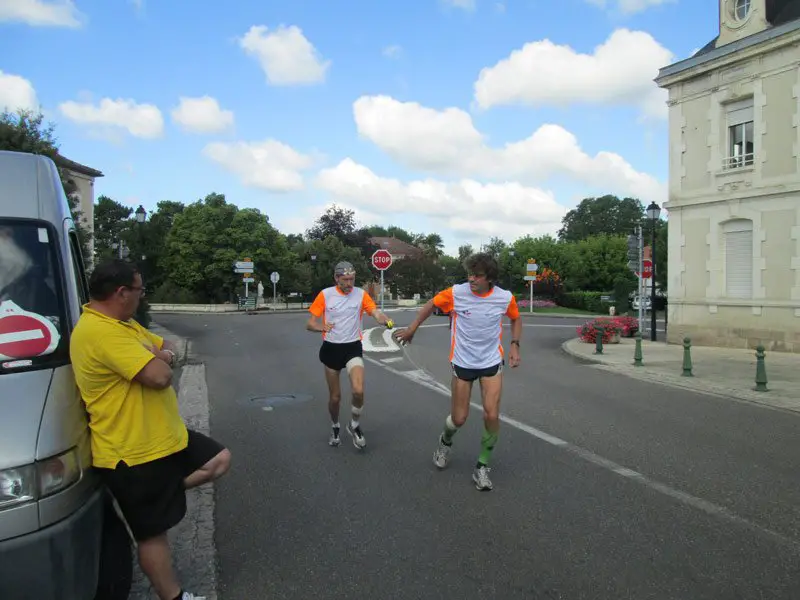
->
[637,259,653,279]
[371,249,393,271]
[0,302,60,360]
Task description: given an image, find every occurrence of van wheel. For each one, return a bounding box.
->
[93,501,133,600]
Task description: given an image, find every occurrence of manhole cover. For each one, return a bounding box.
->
[241,393,313,408]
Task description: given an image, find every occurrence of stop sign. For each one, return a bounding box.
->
[371,249,393,271]
[638,259,653,279]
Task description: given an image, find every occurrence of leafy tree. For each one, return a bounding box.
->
[94,195,133,261]
[389,257,447,297]
[560,234,631,292]
[0,110,93,264]
[307,204,357,241]
[558,195,645,242]
[160,193,292,302]
[412,233,445,259]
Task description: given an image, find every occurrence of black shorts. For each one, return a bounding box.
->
[319,340,363,371]
[96,430,226,541]
[451,362,503,382]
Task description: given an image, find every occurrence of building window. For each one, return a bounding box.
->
[723,98,754,170]
[723,219,753,299]
[735,0,750,20]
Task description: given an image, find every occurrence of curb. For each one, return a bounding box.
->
[559,339,800,416]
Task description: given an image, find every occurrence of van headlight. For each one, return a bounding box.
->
[0,449,82,509]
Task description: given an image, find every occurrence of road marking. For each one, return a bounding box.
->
[363,355,798,548]
[381,356,403,364]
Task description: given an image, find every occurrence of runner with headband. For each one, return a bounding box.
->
[307,261,393,449]
[394,252,521,491]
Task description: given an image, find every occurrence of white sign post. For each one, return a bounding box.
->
[371,249,393,310]
[524,261,539,313]
[270,271,280,305]
[233,259,254,299]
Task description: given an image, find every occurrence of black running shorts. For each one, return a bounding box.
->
[96,430,226,541]
[451,362,503,382]
[319,340,363,371]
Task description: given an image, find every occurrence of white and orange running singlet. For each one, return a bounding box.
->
[309,286,377,344]
[433,283,520,370]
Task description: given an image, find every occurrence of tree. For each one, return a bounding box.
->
[93,195,133,261]
[159,193,293,302]
[0,110,93,264]
[307,204,356,241]
[558,195,645,242]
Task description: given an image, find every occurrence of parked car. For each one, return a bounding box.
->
[0,151,133,600]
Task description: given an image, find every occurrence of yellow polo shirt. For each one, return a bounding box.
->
[70,305,188,468]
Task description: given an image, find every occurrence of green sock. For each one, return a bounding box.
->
[477,428,498,466]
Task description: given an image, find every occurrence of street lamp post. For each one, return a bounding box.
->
[646,201,661,341]
[507,250,515,290]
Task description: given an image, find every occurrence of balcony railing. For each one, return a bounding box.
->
[721,153,754,171]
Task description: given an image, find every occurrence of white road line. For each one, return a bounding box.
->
[363,355,797,548]
[381,357,403,364]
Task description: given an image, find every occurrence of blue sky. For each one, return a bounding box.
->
[0,0,718,254]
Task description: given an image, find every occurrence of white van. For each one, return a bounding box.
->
[0,151,132,599]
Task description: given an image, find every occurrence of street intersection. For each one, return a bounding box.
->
[149,310,800,600]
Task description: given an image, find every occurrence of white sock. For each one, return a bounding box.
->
[332,421,340,429]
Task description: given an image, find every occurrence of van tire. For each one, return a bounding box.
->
[93,499,133,600]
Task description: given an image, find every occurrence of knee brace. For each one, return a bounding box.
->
[345,357,364,374]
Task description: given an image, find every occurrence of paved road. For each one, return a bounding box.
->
[155,311,800,599]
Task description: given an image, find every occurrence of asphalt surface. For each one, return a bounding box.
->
[155,310,800,599]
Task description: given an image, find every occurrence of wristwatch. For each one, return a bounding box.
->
[511,340,520,347]
[164,349,176,366]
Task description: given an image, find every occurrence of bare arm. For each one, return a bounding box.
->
[394,299,436,344]
[307,314,332,333]
[508,317,522,367]
[133,356,174,389]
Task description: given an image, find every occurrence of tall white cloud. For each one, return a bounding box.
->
[0,0,82,27]
[473,28,674,119]
[58,97,164,138]
[171,96,234,134]
[352,94,665,204]
[315,158,568,240]
[0,71,38,112]
[239,25,330,86]
[203,139,315,192]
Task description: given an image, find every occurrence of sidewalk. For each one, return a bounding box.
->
[562,336,800,413]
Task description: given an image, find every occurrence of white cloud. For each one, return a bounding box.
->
[442,0,476,10]
[473,28,674,119]
[382,45,402,59]
[239,25,330,86]
[590,0,675,14]
[58,97,164,138]
[203,139,315,192]
[315,158,567,240]
[352,95,665,204]
[171,96,234,134]
[0,0,82,27]
[0,71,38,112]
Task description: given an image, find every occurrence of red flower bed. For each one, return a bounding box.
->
[577,316,638,343]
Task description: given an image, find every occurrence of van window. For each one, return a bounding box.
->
[0,220,68,372]
[68,229,89,306]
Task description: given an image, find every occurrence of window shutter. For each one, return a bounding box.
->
[725,229,753,298]
[726,98,754,127]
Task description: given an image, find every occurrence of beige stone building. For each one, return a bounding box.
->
[655,0,800,352]
[54,153,103,260]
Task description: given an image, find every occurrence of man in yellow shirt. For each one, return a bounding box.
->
[70,260,231,600]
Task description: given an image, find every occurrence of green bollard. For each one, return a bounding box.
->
[594,325,604,355]
[682,337,693,377]
[754,345,768,392]
[633,331,643,366]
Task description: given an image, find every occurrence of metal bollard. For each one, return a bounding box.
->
[633,331,643,366]
[594,325,604,355]
[754,345,768,392]
[682,337,693,377]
